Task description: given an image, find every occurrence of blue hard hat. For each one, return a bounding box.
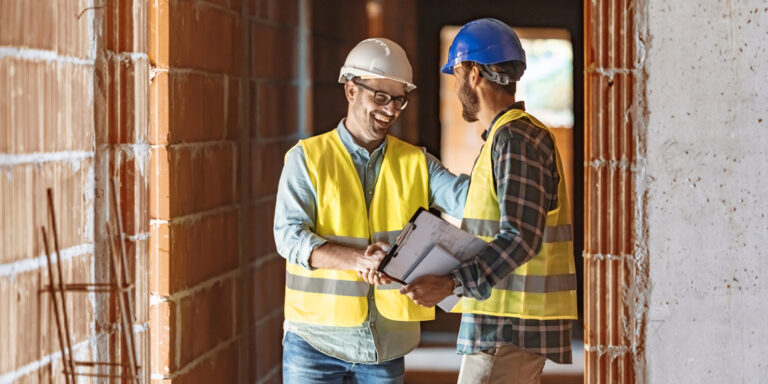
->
[441,18,526,75]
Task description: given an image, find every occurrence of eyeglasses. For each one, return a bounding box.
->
[353,81,409,111]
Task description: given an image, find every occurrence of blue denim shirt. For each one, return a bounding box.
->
[274,119,469,363]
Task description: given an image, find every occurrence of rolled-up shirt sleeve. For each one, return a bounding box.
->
[273,145,327,269]
[451,135,553,300]
[424,151,470,219]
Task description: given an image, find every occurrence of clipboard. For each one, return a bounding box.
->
[377,207,487,310]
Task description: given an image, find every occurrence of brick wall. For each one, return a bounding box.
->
[2,0,422,382]
[148,0,302,382]
[308,0,420,141]
[1,0,150,382]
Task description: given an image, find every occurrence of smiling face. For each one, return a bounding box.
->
[345,77,406,150]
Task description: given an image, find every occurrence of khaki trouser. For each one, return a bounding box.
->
[457,344,546,384]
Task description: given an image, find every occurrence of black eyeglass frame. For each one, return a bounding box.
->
[352,80,409,111]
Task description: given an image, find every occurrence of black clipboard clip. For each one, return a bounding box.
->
[377,207,426,275]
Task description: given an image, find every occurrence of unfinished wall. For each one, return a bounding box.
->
[148,0,301,382]
[644,0,768,382]
[1,0,150,382]
[583,0,644,381]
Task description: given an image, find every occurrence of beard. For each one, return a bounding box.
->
[353,95,392,139]
[458,77,480,123]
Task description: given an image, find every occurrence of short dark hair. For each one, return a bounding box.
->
[461,61,524,96]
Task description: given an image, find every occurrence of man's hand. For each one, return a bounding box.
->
[400,274,454,307]
[356,242,393,285]
[355,242,390,271]
[358,268,394,285]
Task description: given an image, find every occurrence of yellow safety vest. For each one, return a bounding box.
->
[284,129,435,327]
[451,109,578,320]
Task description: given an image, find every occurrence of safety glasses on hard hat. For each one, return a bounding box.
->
[353,80,409,111]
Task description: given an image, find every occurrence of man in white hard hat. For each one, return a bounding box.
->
[400,19,577,383]
[274,38,468,383]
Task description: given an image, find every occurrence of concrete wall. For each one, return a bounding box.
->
[644,1,768,381]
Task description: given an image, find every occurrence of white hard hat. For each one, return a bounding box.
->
[338,38,416,92]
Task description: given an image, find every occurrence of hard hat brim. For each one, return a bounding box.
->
[338,67,417,92]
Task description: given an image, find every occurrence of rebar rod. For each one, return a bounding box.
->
[41,227,72,384]
[46,188,78,383]
[110,178,140,383]
[107,226,139,383]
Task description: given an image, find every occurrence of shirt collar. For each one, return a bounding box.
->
[481,101,526,142]
[337,118,388,156]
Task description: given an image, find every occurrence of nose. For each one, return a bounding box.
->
[381,101,398,115]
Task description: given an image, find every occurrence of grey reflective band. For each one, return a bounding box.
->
[372,231,400,246]
[497,274,577,293]
[377,282,403,290]
[543,225,572,242]
[324,235,369,248]
[462,219,572,243]
[286,273,369,297]
[461,218,499,237]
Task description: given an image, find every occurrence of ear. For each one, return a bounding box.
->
[344,81,357,103]
[468,65,482,88]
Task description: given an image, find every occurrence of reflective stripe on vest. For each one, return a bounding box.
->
[283,129,434,327]
[451,109,578,320]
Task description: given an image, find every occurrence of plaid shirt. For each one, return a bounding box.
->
[450,102,572,364]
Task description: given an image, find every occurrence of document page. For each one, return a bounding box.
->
[380,209,488,311]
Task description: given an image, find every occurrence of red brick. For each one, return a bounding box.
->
[150,146,171,219]
[171,143,238,217]
[0,160,93,264]
[107,57,150,145]
[151,301,177,375]
[115,148,150,237]
[150,221,170,295]
[179,279,234,366]
[250,314,283,381]
[310,1,367,43]
[127,237,150,323]
[251,22,297,80]
[311,37,350,86]
[206,0,233,9]
[0,0,89,58]
[249,257,285,324]
[172,342,239,384]
[226,78,241,140]
[255,83,298,139]
[168,73,237,143]
[150,0,170,68]
[250,141,293,199]
[169,1,243,74]
[248,199,277,261]
[0,59,94,153]
[170,211,239,290]
[312,83,347,135]
[134,326,152,383]
[0,253,93,374]
[250,0,298,26]
[150,70,170,145]
[106,0,149,53]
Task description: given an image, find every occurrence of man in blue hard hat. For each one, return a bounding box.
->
[400,18,578,383]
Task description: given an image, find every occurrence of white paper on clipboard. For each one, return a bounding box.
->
[379,208,487,311]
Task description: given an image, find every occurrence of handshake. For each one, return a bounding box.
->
[356,242,394,285]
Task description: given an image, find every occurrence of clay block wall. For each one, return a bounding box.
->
[307,0,419,142]
[148,0,300,382]
[1,0,150,382]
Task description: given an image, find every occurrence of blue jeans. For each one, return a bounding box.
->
[282,331,405,384]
